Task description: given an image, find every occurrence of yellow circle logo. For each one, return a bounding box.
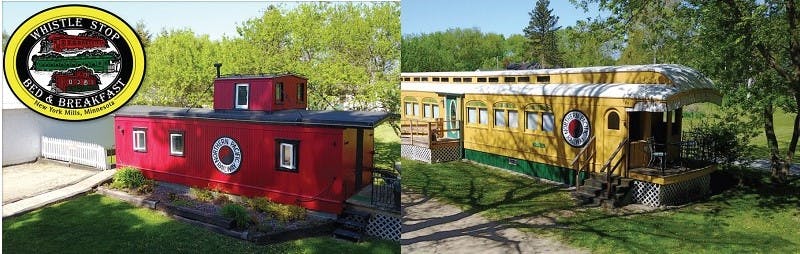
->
[3,5,145,121]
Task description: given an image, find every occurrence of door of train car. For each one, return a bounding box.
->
[444,96,461,139]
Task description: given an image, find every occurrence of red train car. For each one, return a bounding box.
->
[48,67,101,92]
[46,33,108,52]
[114,73,388,214]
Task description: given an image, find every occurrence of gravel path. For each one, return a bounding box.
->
[402,192,588,254]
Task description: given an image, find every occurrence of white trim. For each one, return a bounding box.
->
[279,143,295,169]
[170,133,184,156]
[133,129,146,151]
[235,83,249,109]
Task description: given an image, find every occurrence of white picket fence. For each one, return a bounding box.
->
[41,136,109,170]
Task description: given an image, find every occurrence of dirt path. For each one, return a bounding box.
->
[3,160,99,204]
[402,192,588,254]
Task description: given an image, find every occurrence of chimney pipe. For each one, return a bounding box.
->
[213,62,222,78]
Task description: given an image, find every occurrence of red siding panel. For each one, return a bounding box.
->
[114,116,349,213]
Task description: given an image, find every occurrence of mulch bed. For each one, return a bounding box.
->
[97,183,335,244]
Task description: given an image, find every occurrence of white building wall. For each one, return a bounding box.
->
[2,108,113,166]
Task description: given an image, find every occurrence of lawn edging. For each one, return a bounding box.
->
[95,186,335,244]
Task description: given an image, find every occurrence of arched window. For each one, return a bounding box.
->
[607,111,620,130]
[403,96,418,117]
[524,103,554,132]
[493,102,518,128]
[465,101,488,125]
[422,97,439,119]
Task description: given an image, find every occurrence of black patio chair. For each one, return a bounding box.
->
[645,137,666,174]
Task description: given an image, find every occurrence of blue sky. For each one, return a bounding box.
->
[3,1,600,40]
[401,0,605,36]
[2,2,294,41]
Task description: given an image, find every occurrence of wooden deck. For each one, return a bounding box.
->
[400,136,460,148]
[628,163,716,185]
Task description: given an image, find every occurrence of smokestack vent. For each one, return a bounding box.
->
[213,63,222,78]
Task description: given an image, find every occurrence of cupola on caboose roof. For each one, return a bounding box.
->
[213,73,309,112]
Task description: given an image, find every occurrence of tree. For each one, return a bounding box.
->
[557,20,619,67]
[134,20,152,48]
[2,30,9,50]
[571,0,800,183]
[401,28,506,72]
[523,0,562,68]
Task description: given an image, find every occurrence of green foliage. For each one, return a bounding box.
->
[2,194,399,253]
[189,188,215,203]
[212,194,230,206]
[401,28,506,72]
[245,196,306,222]
[524,0,563,67]
[220,204,251,229]
[132,3,399,114]
[110,167,146,190]
[687,112,758,165]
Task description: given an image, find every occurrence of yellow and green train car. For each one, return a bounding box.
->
[400,64,722,206]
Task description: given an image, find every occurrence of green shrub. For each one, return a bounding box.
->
[266,202,307,222]
[687,112,757,165]
[110,167,146,190]
[246,197,272,212]
[190,188,215,203]
[221,204,251,229]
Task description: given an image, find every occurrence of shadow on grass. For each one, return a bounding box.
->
[402,159,800,253]
[2,194,399,254]
[401,159,576,250]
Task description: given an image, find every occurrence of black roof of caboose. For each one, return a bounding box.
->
[115,105,390,128]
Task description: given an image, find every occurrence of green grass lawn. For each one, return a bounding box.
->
[404,158,800,253]
[2,195,399,253]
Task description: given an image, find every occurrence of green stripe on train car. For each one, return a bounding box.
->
[464,149,587,186]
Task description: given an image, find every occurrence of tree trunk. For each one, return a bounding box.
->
[763,102,785,183]
[783,95,800,183]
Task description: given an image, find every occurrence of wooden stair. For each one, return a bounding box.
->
[572,174,633,207]
[332,209,371,242]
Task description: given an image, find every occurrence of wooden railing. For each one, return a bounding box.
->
[571,136,596,190]
[400,118,461,146]
[600,137,630,197]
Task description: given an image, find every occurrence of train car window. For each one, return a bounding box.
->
[297,83,306,102]
[170,132,184,156]
[542,113,555,132]
[526,112,539,130]
[477,77,487,82]
[453,77,462,82]
[236,83,249,109]
[488,77,499,82]
[463,78,473,82]
[608,111,620,130]
[432,77,440,82]
[504,77,516,82]
[517,76,530,82]
[536,76,551,83]
[479,109,488,125]
[440,77,449,82]
[276,139,300,172]
[133,128,147,152]
[508,110,519,128]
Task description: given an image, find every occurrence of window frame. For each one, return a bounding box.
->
[465,101,489,126]
[524,103,554,134]
[132,127,147,152]
[492,102,517,130]
[235,83,249,110]
[169,131,185,157]
[422,97,438,119]
[275,82,285,104]
[297,83,306,103]
[275,139,300,172]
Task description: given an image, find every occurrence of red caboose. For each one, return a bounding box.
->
[49,67,101,92]
[114,72,388,214]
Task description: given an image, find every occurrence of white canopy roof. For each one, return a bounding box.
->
[401,64,721,112]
